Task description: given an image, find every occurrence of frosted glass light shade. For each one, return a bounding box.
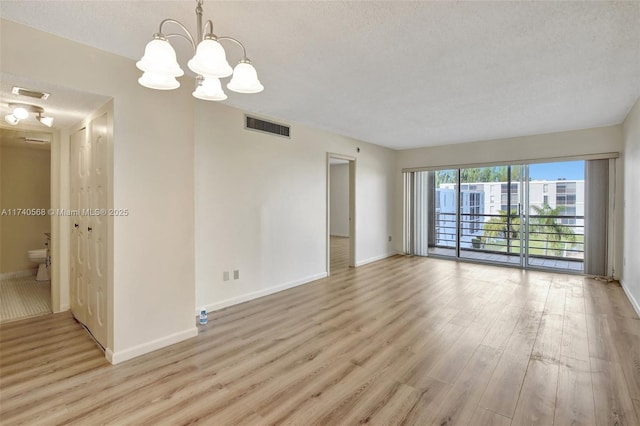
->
[13,107,29,120]
[138,71,180,90]
[38,115,54,127]
[193,77,227,101]
[227,62,264,94]
[136,38,184,77]
[188,39,233,78]
[4,114,19,125]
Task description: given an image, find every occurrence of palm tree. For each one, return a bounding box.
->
[529,204,576,256]
[482,210,520,252]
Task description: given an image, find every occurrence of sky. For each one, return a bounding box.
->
[529,161,584,181]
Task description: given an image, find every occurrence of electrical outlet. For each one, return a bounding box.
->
[223,271,229,281]
[388,236,392,242]
[233,270,240,280]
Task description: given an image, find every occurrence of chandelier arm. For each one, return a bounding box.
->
[217,36,248,60]
[165,33,197,52]
[158,19,196,49]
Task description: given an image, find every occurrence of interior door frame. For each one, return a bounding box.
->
[326,153,356,276]
[67,100,114,354]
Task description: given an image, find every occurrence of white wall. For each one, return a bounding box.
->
[195,103,396,313]
[330,163,350,237]
[398,125,622,170]
[622,96,640,316]
[395,125,624,275]
[1,20,196,363]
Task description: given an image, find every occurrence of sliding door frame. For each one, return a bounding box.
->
[406,156,614,274]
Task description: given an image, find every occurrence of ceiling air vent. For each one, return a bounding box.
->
[23,137,50,145]
[12,86,50,100]
[245,115,290,138]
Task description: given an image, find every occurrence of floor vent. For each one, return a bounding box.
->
[245,115,290,138]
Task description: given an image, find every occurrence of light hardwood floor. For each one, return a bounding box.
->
[1,254,640,425]
[330,236,350,274]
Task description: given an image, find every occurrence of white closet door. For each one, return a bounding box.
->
[70,128,88,326]
[69,114,109,349]
[87,113,108,347]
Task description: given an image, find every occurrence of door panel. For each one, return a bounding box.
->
[88,113,108,346]
[69,113,109,349]
[70,128,87,325]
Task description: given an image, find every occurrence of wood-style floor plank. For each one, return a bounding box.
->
[554,356,596,426]
[561,310,590,362]
[470,407,512,426]
[591,357,639,426]
[478,350,530,418]
[614,317,640,401]
[511,358,559,426]
[633,399,640,424]
[1,239,639,425]
[532,312,564,363]
[431,345,502,426]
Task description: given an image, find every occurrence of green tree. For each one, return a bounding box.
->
[482,210,520,252]
[529,204,576,256]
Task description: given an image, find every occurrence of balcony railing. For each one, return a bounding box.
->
[433,212,584,261]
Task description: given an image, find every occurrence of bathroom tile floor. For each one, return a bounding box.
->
[0,276,51,323]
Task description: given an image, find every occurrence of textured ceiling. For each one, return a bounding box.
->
[1,1,639,149]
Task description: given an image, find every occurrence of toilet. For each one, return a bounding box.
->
[27,248,49,281]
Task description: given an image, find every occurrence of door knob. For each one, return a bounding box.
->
[88,227,93,232]
[74,223,79,228]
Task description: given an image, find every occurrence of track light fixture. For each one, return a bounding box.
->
[137,0,263,101]
[37,113,54,127]
[4,103,54,127]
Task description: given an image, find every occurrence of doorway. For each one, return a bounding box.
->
[327,153,355,275]
[0,128,53,323]
[0,74,112,350]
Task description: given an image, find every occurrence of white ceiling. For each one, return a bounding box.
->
[2,1,639,150]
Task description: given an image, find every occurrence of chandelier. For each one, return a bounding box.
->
[136,0,263,101]
[5,103,54,127]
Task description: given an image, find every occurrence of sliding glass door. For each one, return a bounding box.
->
[525,161,585,272]
[458,166,524,266]
[405,160,595,274]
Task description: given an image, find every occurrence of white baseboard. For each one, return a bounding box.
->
[330,233,350,238]
[355,252,396,267]
[620,279,640,318]
[106,326,198,365]
[0,269,34,281]
[198,272,328,315]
